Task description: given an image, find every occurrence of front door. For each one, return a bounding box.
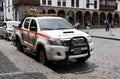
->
[28,19,37,49]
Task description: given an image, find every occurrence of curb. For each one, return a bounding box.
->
[91,35,120,41]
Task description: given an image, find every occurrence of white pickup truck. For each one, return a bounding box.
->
[15,16,94,65]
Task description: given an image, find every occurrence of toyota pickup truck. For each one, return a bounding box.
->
[15,16,94,65]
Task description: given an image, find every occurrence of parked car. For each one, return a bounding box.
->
[0,21,20,40]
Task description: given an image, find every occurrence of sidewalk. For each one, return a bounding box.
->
[81,28,120,41]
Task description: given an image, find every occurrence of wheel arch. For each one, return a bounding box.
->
[36,43,46,54]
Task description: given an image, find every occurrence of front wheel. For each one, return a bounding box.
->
[38,49,48,65]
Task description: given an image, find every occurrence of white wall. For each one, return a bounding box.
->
[5,0,13,20]
[116,1,120,11]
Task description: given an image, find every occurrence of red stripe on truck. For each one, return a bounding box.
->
[15,28,51,38]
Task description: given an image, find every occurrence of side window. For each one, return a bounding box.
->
[2,23,6,26]
[30,19,37,31]
[24,19,31,29]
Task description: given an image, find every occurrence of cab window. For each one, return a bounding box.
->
[24,19,31,29]
[30,19,37,31]
[2,22,6,27]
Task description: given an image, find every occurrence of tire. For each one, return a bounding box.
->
[16,39,24,52]
[38,49,48,65]
[5,33,9,41]
[1,36,4,39]
[76,57,88,63]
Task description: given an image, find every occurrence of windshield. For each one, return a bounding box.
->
[38,19,75,30]
[7,22,20,28]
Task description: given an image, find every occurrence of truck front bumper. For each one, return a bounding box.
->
[46,42,94,61]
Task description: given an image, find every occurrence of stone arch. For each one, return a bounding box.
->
[76,11,83,25]
[92,12,98,25]
[42,9,46,14]
[58,10,65,18]
[47,9,56,14]
[114,13,119,26]
[100,12,106,25]
[84,11,91,25]
[67,10,74,24]
[107,13,113,23]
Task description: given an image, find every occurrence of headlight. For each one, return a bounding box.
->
[7,29,13,32]
[86,36,92,43]
[8,30,13,32]
[48,38,63,46]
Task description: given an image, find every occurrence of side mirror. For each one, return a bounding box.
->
[3,26,7,28]
[30,26,37,31]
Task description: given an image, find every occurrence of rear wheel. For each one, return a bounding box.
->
[5,33,9,40]
[16,39,24,52]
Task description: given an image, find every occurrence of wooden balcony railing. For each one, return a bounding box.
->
[13,0,40,6]
[99,5,117,11]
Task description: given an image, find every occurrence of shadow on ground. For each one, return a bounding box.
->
[21,48,98,74]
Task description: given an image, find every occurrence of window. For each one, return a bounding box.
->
[42,0,46,5]
[57,0,61,6]
[100,0,116,6]
[76,0,79,7]
[8,0,10,12]
[48,0,51,5]
[86,0,89,8]
[71,0,74,7]
[24,19,31,29]
[30,19,37,31]
[63,0,66,6]
[94,0,97,8]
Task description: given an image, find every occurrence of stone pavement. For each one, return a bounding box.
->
[81,28,120,41]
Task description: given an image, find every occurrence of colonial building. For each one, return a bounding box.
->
[39,0,120,28]
[1,0,120,28]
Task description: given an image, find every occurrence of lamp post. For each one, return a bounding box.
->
[2,0,6,21]
[0,0,4,21]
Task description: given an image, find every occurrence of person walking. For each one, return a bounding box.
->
[109,20,115,36]
[86,21,91,34]
[105,19,110,32]
[74,21,80,30]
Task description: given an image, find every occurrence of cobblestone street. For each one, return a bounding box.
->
[0,37,120,79]
[49,38,120,79]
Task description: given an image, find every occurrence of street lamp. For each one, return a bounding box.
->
[1,0,6,21]
[0,0,4,21]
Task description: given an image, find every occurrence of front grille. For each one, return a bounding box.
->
[62,38,87,47]
[62,40,70,47]
[62,37,88,55]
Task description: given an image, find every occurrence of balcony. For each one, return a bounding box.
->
[13,0,40,6]
[99,4,117,11]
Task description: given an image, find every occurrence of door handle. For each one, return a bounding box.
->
[27,32,29,35]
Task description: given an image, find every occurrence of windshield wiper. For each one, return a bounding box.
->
[56,28,68,30]
[41,28,54,30]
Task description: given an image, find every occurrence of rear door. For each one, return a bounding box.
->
[22,19,31,45]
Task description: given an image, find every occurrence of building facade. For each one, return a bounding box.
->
[40,0,120,28]
[1,0,120,28]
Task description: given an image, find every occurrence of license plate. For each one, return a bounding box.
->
[73,48,81,54]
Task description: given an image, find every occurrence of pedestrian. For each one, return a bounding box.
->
[109,20,115,36]
[105,19,110,32]
[73,21,80,30]
[86,21,91,34]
